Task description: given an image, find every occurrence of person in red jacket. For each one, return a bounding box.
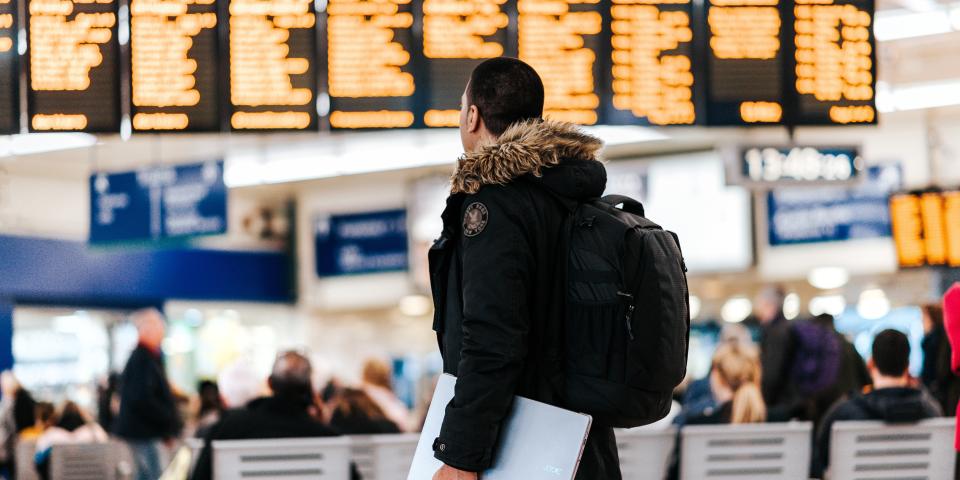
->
[942,283,960,458]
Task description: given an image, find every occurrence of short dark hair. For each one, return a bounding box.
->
[467,57,544,137]
[872,329,910,377]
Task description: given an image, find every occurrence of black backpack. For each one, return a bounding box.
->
[560,195,690,428]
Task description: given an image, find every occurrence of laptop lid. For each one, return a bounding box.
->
[408,374,592,480]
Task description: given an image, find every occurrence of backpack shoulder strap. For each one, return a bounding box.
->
[600,195,645,217]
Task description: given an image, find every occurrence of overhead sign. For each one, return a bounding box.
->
[767,164,901,246]
[90,161,227,243]
[890,190,960,268]
[741,146,861,185]
[314,210,409,277]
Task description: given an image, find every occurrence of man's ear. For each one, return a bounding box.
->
[467,105,481,133]
[866,358,876,374]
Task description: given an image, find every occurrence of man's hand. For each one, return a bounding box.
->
[432,465,479,480]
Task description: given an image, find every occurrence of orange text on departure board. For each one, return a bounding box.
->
[0,0,12,53]
[795,0,875,124]
[328,0,415,128]
[29,0,115,130]
[519,0,601,125]
[131,0,216,131]
[891,191,960,267]
[611,0,695,125]
[230,0,314,129]
[423,0,507,59]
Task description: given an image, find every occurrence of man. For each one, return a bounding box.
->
[754,286,796,408]
[191,351,340,480]
[429,57,619,479]
[810,329,942,479]
[115,308,182,480]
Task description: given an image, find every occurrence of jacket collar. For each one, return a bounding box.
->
[451,119,604,195]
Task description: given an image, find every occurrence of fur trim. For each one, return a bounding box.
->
[451,119,604,194]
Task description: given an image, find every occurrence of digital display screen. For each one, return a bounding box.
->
[518,0,603,125]
[421,0,509,127]
[27,0,121,132]
[326,0,416,129]
[228,0,318,130]
[891,191,960,268]
[0,0,16,134]
[129,0,220,132]
[606,0,696,126]
[704,0,785,125]
[789,0,876,125]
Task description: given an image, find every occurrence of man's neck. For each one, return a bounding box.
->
[872,375,910,390]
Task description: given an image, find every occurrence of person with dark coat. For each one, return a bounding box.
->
[115,309,182,480]
[754,287,797,410]
[920,303,960,415]
[429,57,619,480]
[191,351,344,480]
[810,329,942,479]
[330,388,402,435]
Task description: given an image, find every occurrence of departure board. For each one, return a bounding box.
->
[130,0,220,132]
[326,0,416,129]
[705,0,785,125]
[27,0,121,132]
[229,0,317,130]
[421,0,509,127]
[790,0,875,125]
[890,191,960,268]
[518,0,603,125]
[607,0,696,125]
[0,0,17,134]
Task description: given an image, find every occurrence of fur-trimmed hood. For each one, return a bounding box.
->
[451,119,606,199]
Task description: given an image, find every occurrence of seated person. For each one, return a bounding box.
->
[330,388,401,435]
[190,351,341,480]
[34,402,109,480]
[810,329,942,479]
[669,343,767,479]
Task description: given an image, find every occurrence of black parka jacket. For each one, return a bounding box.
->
[429,119,621,478]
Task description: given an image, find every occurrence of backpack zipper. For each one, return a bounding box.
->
[618,291,636,340]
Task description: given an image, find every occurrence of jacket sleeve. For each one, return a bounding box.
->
[434,189,534,471]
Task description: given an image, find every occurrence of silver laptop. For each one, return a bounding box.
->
[408,374,592,480]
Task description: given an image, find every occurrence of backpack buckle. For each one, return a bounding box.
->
[579,216,596,228]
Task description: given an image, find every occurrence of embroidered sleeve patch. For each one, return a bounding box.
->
[463,202,489,237]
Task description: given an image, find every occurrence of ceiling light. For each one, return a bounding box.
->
[689,295,701,320]
[399,295,433,317]
[783,292,801,320]
[0,133,98,157]
[809,295,847,316]
[874,9,952,41]
[721,297,752,323]
[878,79,960,113]
[857,288,891,320]
[808,267,850,290]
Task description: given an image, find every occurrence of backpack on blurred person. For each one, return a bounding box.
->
[789,318,842,397]
[558,194,691,428]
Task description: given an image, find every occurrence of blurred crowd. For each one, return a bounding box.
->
[0,291,955,480]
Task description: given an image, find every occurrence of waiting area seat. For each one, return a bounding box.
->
[212,437,352,480]
[680,422,813,480]
[828,417,956,480]
[615,427,675,480]
[350,434,420,480]
[49,442,118,480]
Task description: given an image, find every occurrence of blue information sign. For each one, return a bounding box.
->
[767,164,902,246]
[90,161,227,244]
[315,209,408,277]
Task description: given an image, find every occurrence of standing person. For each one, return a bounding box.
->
[360,358,412,432]
[920,303,960,415]
[115,308,182,480]
[754,287,797,410]
[429,57,620,480]
[942,284,960,474]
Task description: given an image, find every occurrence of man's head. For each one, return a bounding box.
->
[132,308,166,350]
[868,329,911,387]
[753,286,785,325]
[268,351,314,406]
[460,57,544,153]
